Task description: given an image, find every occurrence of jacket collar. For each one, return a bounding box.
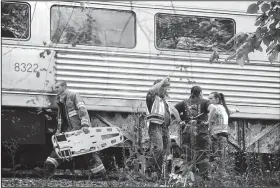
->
[156,95,169,104]
[56,89,71,104]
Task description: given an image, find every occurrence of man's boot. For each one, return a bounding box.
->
[217,159,229,178]
[91,168,108,181]
[215,135,229,178]
[34,162,55,178]
[197,159,211,181]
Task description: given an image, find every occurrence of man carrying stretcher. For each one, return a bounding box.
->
[34,81,106,179]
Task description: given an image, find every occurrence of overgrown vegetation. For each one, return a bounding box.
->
[210,1,280,66]
[1,2,29,39]
[2,1,280,187]
[156,14,235,52]
[2,144,280,187]
[2,1,278,66]
[50,5,135,48]
[2,138,27,186]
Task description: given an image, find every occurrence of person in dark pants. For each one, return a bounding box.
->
[34,81,106,179]
[145,76,181,180]
[174,86,211,180]
[204,92,232,178]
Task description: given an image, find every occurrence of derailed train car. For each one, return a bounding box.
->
[2,1,280,168]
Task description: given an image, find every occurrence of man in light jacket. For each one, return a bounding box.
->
[146,76,181,180]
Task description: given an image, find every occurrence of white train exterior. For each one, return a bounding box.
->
[2,1,280,157]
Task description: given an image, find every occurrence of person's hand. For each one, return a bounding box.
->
[190,120,197,126]
[163,76,170,86]
[54,131,61,136]
[36,108,53,120]
[201,121,209,125]
[45,114,52,120]
[179,121,186,126]
[82,127,90,134]
[182,123,190,133]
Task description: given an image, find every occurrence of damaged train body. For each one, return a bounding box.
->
[2,1,280,168]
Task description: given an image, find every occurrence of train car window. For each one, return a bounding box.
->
[51,5,136,48]
[155,13,235,52]
[1,2,30,39]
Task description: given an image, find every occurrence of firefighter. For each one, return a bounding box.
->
[34,81,106,179]
[145,76,181,180]
[174,86,212,180]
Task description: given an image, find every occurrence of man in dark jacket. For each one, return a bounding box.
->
[34,81,106,179]
[174,86,211,180]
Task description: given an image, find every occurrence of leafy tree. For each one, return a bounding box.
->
[1,2,29,39]
[156,14,235,52]
[210,1,280,66]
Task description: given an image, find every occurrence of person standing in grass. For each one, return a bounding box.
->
[145,76,181,180]
[203,92,231,178]
[175,86,212,180]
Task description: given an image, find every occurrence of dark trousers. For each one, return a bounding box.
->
[46,150,105,174]
[195,133,211,177]
[211,133,228,175]
[181,123,196,161]
[182,123,211,178]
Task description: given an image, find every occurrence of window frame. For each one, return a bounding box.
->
[1,1,31,41]
[50,4,137,49]
[154,12,236,54]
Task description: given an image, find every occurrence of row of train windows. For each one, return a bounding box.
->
[1,2,235,52]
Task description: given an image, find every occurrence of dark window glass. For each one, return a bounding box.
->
[1,2,30,39]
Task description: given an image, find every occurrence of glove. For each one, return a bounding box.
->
[37,107,52,114]
[37,108,53,120]
[54,131,61,136]
[201,121,209,126]
[179,121,186,126]
[190,120,197,126]
[82,127,90,134]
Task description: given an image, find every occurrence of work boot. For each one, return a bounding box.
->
[33,167,45,178]
[34,163,55,178]
[218,170,229,178]
[216,163,229,178]
[91,168,108,181]
[197,159,211,181]
[216,154,229,178]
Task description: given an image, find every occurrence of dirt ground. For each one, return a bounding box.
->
[2,171,280,187]
[1,177,159,187]
[1,167,280,187]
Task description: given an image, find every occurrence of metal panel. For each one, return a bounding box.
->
[246,121,280,153]
[1,1,279,119]
[55,51,280,112]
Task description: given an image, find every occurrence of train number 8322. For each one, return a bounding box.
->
[14,63,39,72]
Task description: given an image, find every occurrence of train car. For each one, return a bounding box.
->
[2,1,280,168]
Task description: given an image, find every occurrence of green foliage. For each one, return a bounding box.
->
[50,6,103,46]
[156,14,235,52]
[50,5,134,48]
[210,1,280,66]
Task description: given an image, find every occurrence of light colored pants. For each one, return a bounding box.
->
[148,123,170,176]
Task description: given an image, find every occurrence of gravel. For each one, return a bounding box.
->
[1,177,159,187]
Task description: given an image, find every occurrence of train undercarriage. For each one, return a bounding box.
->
[1,107,280,173]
